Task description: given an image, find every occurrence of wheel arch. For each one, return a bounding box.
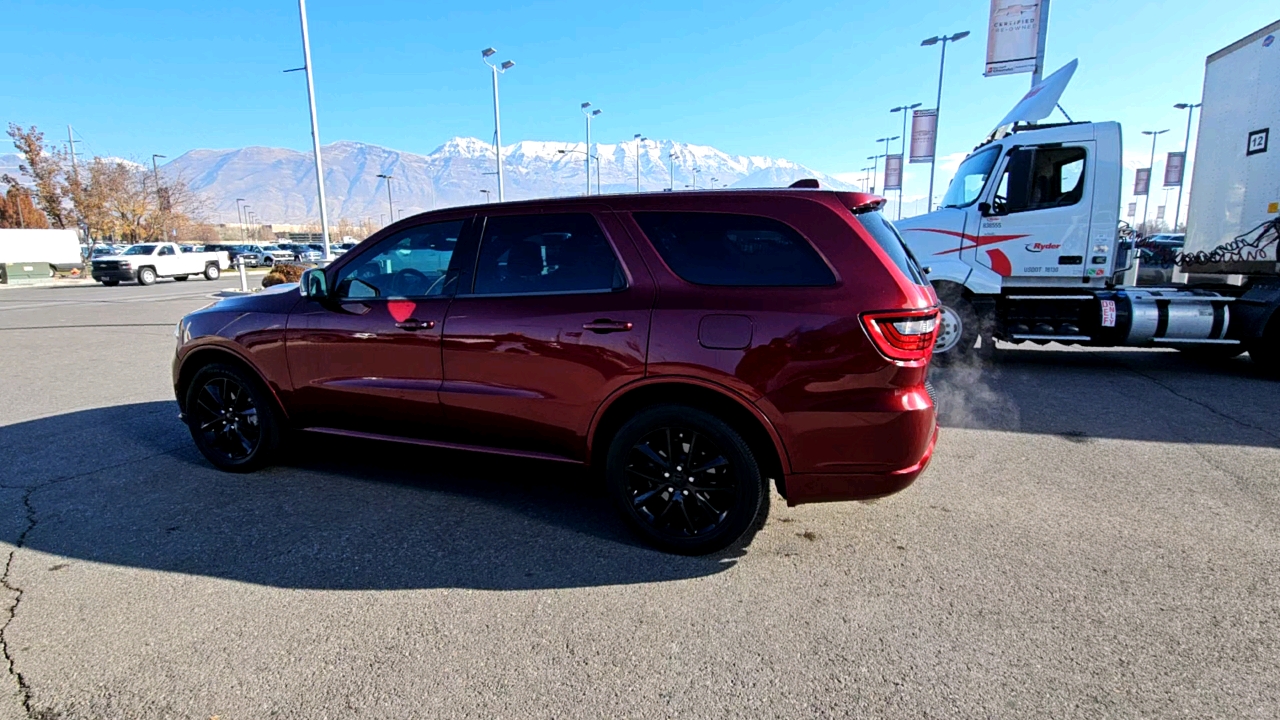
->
[176,344,290,422]
[587,378,790,500]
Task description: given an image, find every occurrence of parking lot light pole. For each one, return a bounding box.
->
[581,103,601,196]
[235,198,247,242]
[921,30,969,213]
[890,103,922,218]
[376,173,394,221]
[482,49,514,202]
[287,0,333,262]
[668,150,678,191]
[480,189,491,203]
[1140,129,1169,235]
[1172,102,1201,232]
[867,154,886,194]
[634,134,648,192]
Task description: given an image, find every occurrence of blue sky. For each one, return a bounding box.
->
[3,0,1276,217]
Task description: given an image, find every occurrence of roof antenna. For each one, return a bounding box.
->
[1057,103,1074,122]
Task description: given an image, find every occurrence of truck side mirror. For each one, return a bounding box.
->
[299,268,329,299]
[978,202,993,216]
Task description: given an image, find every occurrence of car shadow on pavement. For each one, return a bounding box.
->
[929,348,1280,448]
[1,402,738,592]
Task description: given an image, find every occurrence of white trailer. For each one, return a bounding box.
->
[0,229,85,275]
[893,20,1280,374]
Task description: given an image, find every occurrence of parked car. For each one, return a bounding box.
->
[172,189,940,554]
[278,243,323,262]
[208,244,265,267]
[259,245,295,265]
[92,242,230,286]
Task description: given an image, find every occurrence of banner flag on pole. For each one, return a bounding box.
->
[1163,151,1185,187]
[984,0,1042,76]
[883,155,904,190]
[909,110,937,164]
[1134,168,1151,196]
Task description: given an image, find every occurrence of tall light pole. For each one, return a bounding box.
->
[890,103,922,218]
[668,150,679,191]
[243,205,251,240]
[690,167,700,189]
[581,103,602,196]
[921,30,970,213]
[482,48,514,202]
[1140,129,1169,236]
[861,165,876,193]
[235,198,247,242]
[376,173,394,221]
[480,189,492,203]
[1172,102,1201,232]
[633,134,648,192]
[286,0,333,261]
[875,137,898,197]
[867,154,886,194]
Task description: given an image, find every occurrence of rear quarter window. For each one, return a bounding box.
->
[631,212,835,287]
[853,211,930,287]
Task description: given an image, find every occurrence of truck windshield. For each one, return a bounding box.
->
[940,146,1001,209]
[123,244,157,255]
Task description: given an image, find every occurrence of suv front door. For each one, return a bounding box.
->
[439,210,655,461]
[286,218,470,438]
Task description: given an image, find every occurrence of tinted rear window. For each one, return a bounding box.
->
[852,211,929,286]
[632,212,835,287]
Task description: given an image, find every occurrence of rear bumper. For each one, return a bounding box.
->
[783,425,939,505]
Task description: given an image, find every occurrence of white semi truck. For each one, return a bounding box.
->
[895,20,1280,374]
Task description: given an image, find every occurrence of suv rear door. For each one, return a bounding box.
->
[439,209,655,461]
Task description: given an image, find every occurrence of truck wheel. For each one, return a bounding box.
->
[931,286,991,365]
[605,404,768,555]
[204,264,221,281]
[183,363,284,472]
[1249,315,1280,377]
[137,267,157,286]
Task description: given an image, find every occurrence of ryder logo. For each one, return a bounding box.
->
[1024,242,1062,253]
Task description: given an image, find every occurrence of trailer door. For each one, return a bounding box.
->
[972,142,1095,281]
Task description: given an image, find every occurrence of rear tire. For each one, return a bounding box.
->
[930,285,992,365]
[1249,314,1280,378]
[137,267,157,286]
[183,363,283,472]
[204,264,221,281]
[605,405,767,555]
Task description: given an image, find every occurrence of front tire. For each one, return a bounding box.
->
[931,285,990,365]
[204,263,221,281]
[137,267,157,286]
[183,363,283,472]
[605,405,767,555]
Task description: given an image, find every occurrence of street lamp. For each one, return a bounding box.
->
[690,166,700,189]
[921,30,970,213]
[890,103,922,218]
[1172,102,1201,232]
[235,198,247,242]
[480,189,492,203]
[668,150,680,191]
[482,48,515,202]
[558,148,599,196]
[633,134,648,192]
[867,154,886,194]
[151,154,166,240]
[376,173,394,221]
[1140,129,1169,236]
[243,205,251,239]
[861,165,877,193]
[285,0,333,261]
[581,103,602,196]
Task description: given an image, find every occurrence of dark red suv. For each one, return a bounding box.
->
[174,189,940,554]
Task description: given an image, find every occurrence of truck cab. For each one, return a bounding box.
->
[896,120,1123,296]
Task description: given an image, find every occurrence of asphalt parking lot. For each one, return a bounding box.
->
[0,280,1277,719]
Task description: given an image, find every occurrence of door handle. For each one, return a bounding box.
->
[582,319,633,334]
[395,319,436,331]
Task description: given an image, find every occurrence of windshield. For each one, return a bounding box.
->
[263,245,282,251]
[940,146,1001,209]
[123,244,156,255]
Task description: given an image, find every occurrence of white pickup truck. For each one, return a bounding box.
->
[90,243,230,286]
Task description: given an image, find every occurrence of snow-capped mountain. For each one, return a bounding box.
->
[161,138,859,224]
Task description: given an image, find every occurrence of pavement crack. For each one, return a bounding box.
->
[1118,362,1280,445]
[1,486,38,718]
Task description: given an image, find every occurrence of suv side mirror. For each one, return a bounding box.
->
[978,202,993,216]
[299,268,329,299]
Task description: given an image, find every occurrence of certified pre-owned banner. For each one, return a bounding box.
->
[985,0,1042,77]
[883,154,904,190]
[910,110,937,163]
[1134,168,1151,196]
[1163,151,1186,187]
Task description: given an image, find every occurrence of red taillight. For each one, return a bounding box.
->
[860,309,939,363]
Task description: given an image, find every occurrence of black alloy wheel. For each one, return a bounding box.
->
[606,405,766,555]
[184,363,281,472]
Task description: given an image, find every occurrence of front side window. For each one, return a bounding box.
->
[992,146,1088,214]
[471,213,624,296]
[940,146,1002,209]
[333,220,463,299]
[632,212,835,287]
[124,244,156,255]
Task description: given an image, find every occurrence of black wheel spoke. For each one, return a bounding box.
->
[623,424,737,543]
[625,467,665,486]
[634,443,669,469]
[693,455,729,474]
[632,488,663,507]
[692,492,723,517]
[191,374,260,463]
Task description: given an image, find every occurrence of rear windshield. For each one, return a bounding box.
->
[852,211,930,287]
[631,212,836,287]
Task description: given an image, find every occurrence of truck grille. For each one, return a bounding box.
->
[93,260,122,271]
